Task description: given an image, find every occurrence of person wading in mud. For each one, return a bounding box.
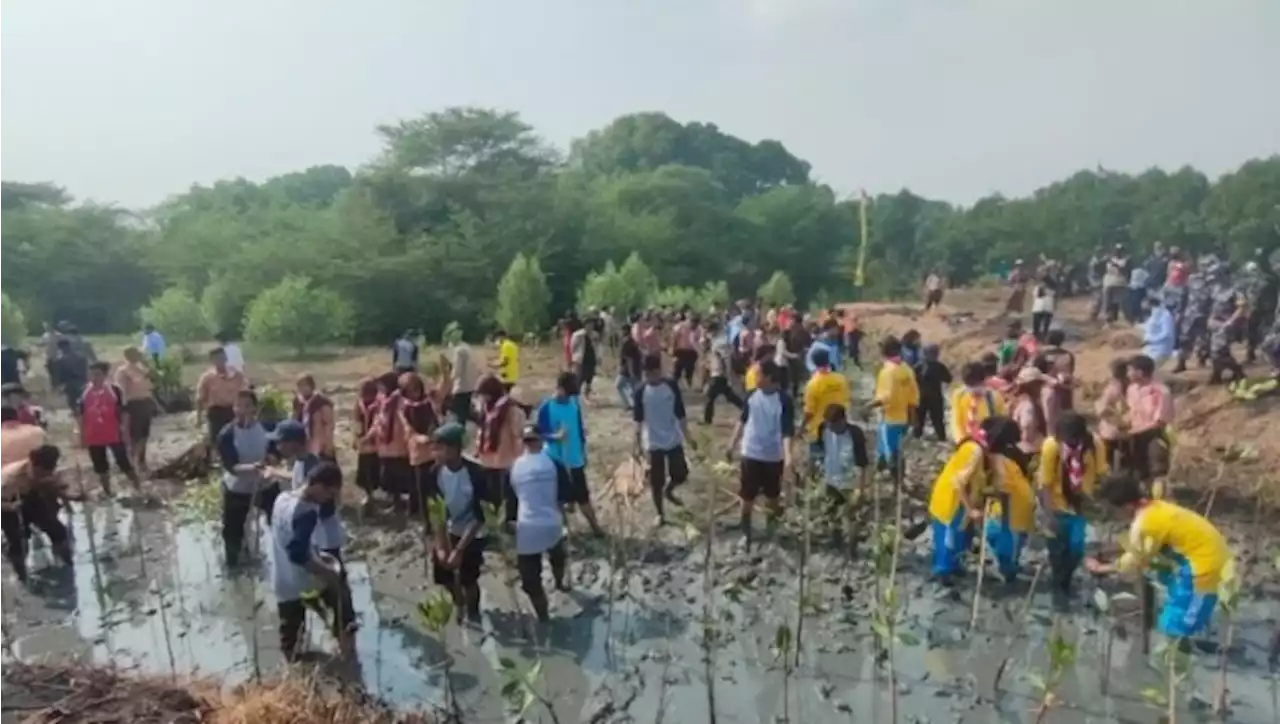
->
[475,374,526,525]
[510,423,572,622]
[264,419,344,562]
[293,374,335,462]
[216,390,277,567]
[442,328,477,426]
[1123,354,1174,499]
[352,377,382,508]
[911,344,951,442]
[270,462,356,661]
[728,360,795,546]
[702,321,744,424]
[1036,411,1107,609]
[633,353,692,526]
[617,322,644,411]
[802,347,850,474]
[196,347,248,461]
[80,362,140,496]
[397,371,441,516]
[2,444,73,582]
[424,422,489,624]
[536,372,606,537]
[114,347,156,475]
[813,403,870,538]
[869,336,918,485]
[374,371,413,512]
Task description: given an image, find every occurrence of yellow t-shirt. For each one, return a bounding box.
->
[928,440,993,523]
[1037,435,1108,513]
[803,370,851,441]
[1117,500,1231,592]
[745,364,760,393]
[987,458,1036,533]
[874,361,919,425]
[498,339,520,384]
[948,386,1007,443]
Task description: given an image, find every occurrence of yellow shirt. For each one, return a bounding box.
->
[497,339,520,384]
[987,458,1036,533]
[948,386,1007,443]
[874,360,919,425]
[1037,435,1108,513]
[1117,500,1231,592]
[745,364,760,393]
[803,370,851,441]
[928,441,996,523]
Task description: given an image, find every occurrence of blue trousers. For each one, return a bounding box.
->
[1046,511,1087,591]
[1157,563,1219,638]
[984,519,1026,582]
[931,509,971,578]
[877,422,908,467]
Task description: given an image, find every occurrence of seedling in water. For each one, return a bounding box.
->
[1143,639,1193,723]
[498,656,561,724]
[1091,588,1138,696]
[416,590,462,721]
[1027,624,1077,724]
[1214,575,1242,718]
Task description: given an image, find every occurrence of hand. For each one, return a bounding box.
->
[966,508,984,523]
[445,549,463,570]
[414,434,430,446]
[1083,556,1107,575]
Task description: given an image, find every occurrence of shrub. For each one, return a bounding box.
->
[494,253,551,338]
[139,288,207,346]
[757,271,796,307]
[242,275,355,354]
[1,293,28,344]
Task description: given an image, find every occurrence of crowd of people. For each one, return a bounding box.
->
[3,249,1276,662]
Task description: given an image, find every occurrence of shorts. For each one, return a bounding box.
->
[379,456,413,496]
[63,383,84,412]
[1157,563,1218,638]
[355,452,381,493]
[564,466,591,505]
[433,535,486,587]
[647,447,689,490]
[206,405,234,443]
[573,362,597,387]
[1130,427,1171,481]
[739,457,784,501]
[88,443,132,475]
[876,422,908,463]
[126,399,154,440]
[448,391,474,424]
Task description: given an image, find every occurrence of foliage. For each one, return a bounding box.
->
[5,111,1278,342]
[148,354,191,412]
[757,271,796,307]
[494,253,551,338]
[256,385,290,423]
[138,288,207,345]
[242,276,354,353]
[2,293,29,343]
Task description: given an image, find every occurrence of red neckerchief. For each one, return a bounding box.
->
[293,392,331,432]
[479,395,512,453]
[401,391,438,435]
[355,396,379,435]
[379,390,403,444]
[1062,440,1086,491]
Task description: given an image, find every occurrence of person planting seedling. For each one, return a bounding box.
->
[1036,411,1108,609]
[1085,473,1235,641]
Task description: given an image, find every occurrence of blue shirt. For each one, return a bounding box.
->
[806,339,842,374]
[1143,306,1176,361]
[727,315,744,347]
[142,331,166,358]
[536,396,587,469]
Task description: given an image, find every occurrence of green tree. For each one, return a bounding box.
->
[139,288,207,345]
[2,293,29,343]
[494,253,551,338]
[617,253,659,310]
[200,275,248,337]
[576,261,631,312]
[243,275,355,354]
[757,271,796,307]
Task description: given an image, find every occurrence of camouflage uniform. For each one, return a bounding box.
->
[1261,312,1280,373]
[1242,265,1279,362]
[1174,268,1212,371]
[1206,266,1246,384]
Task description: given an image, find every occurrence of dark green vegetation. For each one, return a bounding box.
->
[3,108,1278,341]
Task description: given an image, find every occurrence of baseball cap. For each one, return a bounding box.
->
[432,422,466,447]
[268,419,307,443]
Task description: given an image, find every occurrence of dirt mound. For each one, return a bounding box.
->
[1,663,433,724]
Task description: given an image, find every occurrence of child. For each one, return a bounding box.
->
[949,361,1006,443]
[996,322,1022,368]
[900,329,923,367]
[1,383,46,429]
[1037,412,1107,607]
[1086,474,1233,639]
[983,452,1035,584]
[911,344,951,441]
[536,372,605,536]
[424,422,489,624]
[813,404,870,521]
[270,463,356,660]
[870,337,919,482]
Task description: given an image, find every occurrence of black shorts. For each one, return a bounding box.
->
[1130,428,1171,481]
[380,456,412,496]
[739,458,784,501]
[647,447,689,490]
[126,399,154,440]
[278,576,356,654]
[433,535,486,587]
[88,443,132,475]
[564,466,591,505]
[449,391,474,424]
[206,405,234,443]
[356,452,381,493]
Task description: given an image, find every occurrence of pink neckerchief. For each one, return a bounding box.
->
[1061,440,1086,491]
[965,385,987,440]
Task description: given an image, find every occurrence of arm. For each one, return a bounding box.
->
[114,385,132,448]
[728,394,750,457]
[671,381,690,445]
[287,509,339,582]
[632,385,645,452]
[195,373,210,414]
[852,427,872,489]
[780,393,796,468]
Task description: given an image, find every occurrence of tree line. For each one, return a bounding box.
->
[3,107,1278,346]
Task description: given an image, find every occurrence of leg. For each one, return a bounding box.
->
[109,443,139,488]
[2,510,29,582]
[319,571,358,658]
[459,538,486,622]
[221,487,252,566]
[615,375,633,410]
[703,376,723,424]
[517,552,550,622]
[277,600,307,661]
[738,459,761,541]
[912,404,926,439]
[24,494,71,566]
[548,538,569,591]
[88,445,112,496]
[929,400,947,442]
[570,467,604,536]
[648,449,668,521]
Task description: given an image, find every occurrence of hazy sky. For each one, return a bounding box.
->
[3,0,1278,208]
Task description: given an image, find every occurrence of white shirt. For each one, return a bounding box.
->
[291,455,343,551]
[509,451,564,555]
[270,490,320,601]
[1031,285,1056,314]
[222,343,246,374]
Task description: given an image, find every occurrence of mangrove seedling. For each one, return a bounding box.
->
[1091,587,1138,696]
[1142,639,1193,723]
[1027,623,1077,724]
[498,656,562,724]
[1214,574,1242,717]
[417,590,462,721]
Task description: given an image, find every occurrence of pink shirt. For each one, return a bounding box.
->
[1126,381,1173,434]
[673,322,696,351]
[1013,396,1044,454]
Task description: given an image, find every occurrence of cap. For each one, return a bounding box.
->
[432,422,466,447]
[268,419,307,443]
[521,423,543,442]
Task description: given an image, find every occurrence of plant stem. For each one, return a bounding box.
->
[701,454,719,724]
[1168,642,1178,724]
[991,560,1045,694]
[793,483,811,670]
[1215,613,1234,718]
[968,506,989,634]
[888,451,905,724]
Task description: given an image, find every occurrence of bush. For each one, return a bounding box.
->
[243,275,355,354]
[441,321,463,346]
[652,280,730,312]
[139,288,207,345]
[617,253,659,310]
[576,262,633,313]
[2,293,28,344]
[200,275,249,338]
[757,271,796,307]
[494,253,551,338]
[149,354,192,412]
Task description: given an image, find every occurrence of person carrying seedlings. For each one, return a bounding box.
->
[536,372,605,537]
[869,336,918,482]
[270,462,356,661]
[926,416,1023,582]
[79,361,140,496]
[813,403,870,525]
[949,361,1007,444]
[1123,354,1174,498]
[352,377,382,506]
[397,372,442,515]
[196,347,248,455]
[475,373,527,525]
[1085,474,1234,640]
[217,390,279,566]
[1037,411,1108,607]
[293,373,335,462]
[423,422,489,624]
[633,353,691,525]
[509,423,572,622]
[802,347,851,475]
[1,444,73,582]
[911,344,951,442]
[728,360,795,544]
[703,320,744,423]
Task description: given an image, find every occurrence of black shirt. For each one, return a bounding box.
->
[619,337,642,379]
[0,346,24,386]
[912,359,953,399]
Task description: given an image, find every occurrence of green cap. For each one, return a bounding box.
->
[432,422,466,447]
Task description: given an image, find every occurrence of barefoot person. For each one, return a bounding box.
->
[510,423,572,622]
[536,372,605,536]
[633,353,691,525]
[352,377,382,504]
[1037,411,1107,606]
[265,419,342,560]
[398,372,442,515]
[424,422,489,624]
[1,444,73,582]
[475,374,527,524]
[293,374,335,462]
[114,347,155,474]
[216,390,277,566]
[374,372,412,511]
[80,362,140,496]
[270,463,356,661]
[728,360,795,545]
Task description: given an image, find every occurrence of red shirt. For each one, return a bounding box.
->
[1167,260,1189,286]
[80,383,125,447]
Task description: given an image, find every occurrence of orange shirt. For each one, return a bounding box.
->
[354,398,381,455]
[114,363,153,402]
[476,405,527,470]
[197,368,247,409]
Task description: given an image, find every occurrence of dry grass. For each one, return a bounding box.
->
[2,662,432,724]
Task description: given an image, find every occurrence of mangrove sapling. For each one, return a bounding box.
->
[1090,587,1139,697]
[417,590,463,722]
[498,656,563,724]
[698,458,736,724]
[991,560,1047,694]
[1027,623,1077,724]
[1214,576,1242,718]
[1140,639,1192,723]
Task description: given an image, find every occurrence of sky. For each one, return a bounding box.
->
[2,0,1279,208]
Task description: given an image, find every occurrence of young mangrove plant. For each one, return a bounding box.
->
[1027,622,1077,724]
[1090,587,1138,696]
[1214,575,1242,718]
[1141,639,1192,723]
[417,589,462,722]
[991,560,1047,694]
[498,656,561,724]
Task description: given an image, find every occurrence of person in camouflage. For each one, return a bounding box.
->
[1172,256,1213,373]
[1261,312,1280,378]
[1205,260,1247,385]
[1242,258,1279,363]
